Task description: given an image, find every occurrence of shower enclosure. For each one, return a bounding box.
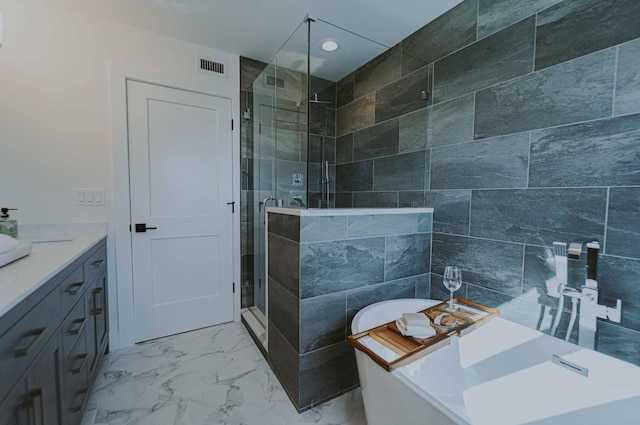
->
[241,16,421,346]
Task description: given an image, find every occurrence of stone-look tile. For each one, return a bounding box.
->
[268,234,300,297]
[434,17,535,104]
[427,93,475,149]
[300,216,348,243]
[607,187,640,259]
[269,278,300,352]
[425,190,471,235]
[402,52,431,80]
[530,114,640,188]
[247,159,274,191]
[300,237,385,299]
[374,151,426,191]
[258,127,303,161]
[241,56,269,91]
[335,192,353,208]
[385,233,431,281]
[336,134,354,165]
[522,245,585,311]
[337,94,375,136]
[354,46,402,99]
[399,108,428,153]
[336,161,373,192]
[535,0,640,70]
[418,213,433,233]
[346,276,420,328]
[268,213,300,242]
[353,119,399,161]
[599,255,640,332]
[309,103,335,137]
[347,214,419,239]
[352,192,398,208]
[398,191,425,208]
[616,39,640,116]
[275,160,307,195]
[299,342,359,410]
[465,285,567,337]
[430,278,456,302]
[401,0,478,65]
[375,67,429,124]
[597,322,640,367]
[268,322,301,406]
[307,134,336,165]
[337,72,355,109]
[477,0,561,39]
[300,292,347,353]
[470,188,607,246]
[431,133,529,189]
[474,49,615,139]
[415,273,431,299]
[432,234,524,297]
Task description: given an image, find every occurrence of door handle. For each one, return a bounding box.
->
[135,223,158,233]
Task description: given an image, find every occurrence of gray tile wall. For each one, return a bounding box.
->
[334,0,640,366]
[267,211,432,411]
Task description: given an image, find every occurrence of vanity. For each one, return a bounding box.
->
[0,231,108,425]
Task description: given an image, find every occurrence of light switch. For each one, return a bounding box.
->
[75,188,105,206]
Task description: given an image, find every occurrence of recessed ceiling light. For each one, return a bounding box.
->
[320,39,339,52]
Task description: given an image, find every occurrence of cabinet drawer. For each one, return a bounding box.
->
[61,340,89,424]
[0,287,61,403]
[62,336,89,425]
[83,245,106,285]
[61,299,87,362]
[60,265,85,318]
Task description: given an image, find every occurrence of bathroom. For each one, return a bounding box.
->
[1,0,639,423]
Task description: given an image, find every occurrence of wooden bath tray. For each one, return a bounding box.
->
[348,298,499,371]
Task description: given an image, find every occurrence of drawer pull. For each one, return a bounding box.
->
[14,328,46,357]
[27,388,44,425]
[69,353,88,374]
[67,318,86,336]
[70,387,88,412]
[91,259,104,268]
[93,288,104,314]
[65,281,84,295]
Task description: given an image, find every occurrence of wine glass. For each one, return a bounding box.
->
[443,266,462,311]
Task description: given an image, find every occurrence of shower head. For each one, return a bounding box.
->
[297,93,332,107]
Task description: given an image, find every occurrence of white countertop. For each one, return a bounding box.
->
[0,232,106,317]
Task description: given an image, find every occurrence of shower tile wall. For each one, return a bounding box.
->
[267,211,432,411]
[240,58,338,308]
[335,0,640,366]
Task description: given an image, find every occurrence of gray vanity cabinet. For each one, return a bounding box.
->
[0,238,108,425]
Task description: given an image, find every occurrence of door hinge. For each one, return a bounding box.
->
[231,119,234,131]
[233,282,236,293]
[129,225,131,232]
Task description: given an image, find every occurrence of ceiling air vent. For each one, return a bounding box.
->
[197,55,228,78]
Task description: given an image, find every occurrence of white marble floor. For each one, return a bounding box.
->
[80,322,367,425]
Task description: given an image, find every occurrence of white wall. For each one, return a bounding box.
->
[0,0,240,348]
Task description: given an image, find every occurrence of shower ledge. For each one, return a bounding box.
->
[265,207,434,216]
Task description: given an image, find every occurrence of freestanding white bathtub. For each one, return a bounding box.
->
[351,299,640,425]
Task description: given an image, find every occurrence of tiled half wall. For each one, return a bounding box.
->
[266,209,433,411]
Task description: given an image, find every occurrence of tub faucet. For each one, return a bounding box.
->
[568,240,622,348]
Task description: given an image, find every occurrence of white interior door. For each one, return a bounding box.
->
[127,80,234,342]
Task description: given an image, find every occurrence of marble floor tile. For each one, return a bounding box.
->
[81,322,366,425]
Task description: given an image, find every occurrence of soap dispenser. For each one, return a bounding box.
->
[0,208,18,238]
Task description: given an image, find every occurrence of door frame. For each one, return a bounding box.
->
[109,62,241,349]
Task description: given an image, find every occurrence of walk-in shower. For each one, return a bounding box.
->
[240,16,430,346]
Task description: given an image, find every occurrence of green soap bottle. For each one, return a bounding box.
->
[0,208,18,239]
